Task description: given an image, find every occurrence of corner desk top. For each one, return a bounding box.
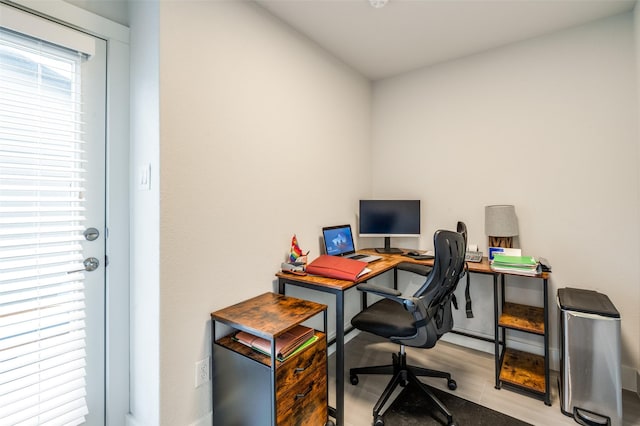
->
[275,249,549,291]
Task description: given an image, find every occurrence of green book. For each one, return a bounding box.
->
[234,334,319,362]
[491,254,537,267]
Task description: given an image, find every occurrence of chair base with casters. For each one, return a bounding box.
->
[349,344,457,426]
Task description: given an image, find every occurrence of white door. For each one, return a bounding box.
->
[0,5,107,425]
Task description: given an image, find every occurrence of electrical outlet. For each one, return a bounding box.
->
[195,357,210,388]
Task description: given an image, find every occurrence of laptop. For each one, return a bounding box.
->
[321,224,382,263]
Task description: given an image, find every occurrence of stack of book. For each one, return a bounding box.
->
[490,254,541,276]
[234,324,317,361]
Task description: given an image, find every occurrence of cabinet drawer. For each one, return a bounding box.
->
[276,366,327,426]
[276,333,326,388]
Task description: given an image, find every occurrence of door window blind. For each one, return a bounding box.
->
[0,27,89,425]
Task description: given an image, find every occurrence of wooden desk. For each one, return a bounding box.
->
[276,250,434,425]
[276,251,551,424]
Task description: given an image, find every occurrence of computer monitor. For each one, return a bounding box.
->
[359,199,421,254]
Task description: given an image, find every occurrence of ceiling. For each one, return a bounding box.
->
[255,0,636,80]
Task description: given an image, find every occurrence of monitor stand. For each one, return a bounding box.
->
[375,237,403,254]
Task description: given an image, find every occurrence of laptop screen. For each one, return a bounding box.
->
[322,225,356,256]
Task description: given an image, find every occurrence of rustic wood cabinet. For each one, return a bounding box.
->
[211,292,331,425]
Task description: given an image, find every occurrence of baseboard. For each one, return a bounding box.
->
[126,411,210,426]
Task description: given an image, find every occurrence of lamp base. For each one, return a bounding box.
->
[488,236,513,248]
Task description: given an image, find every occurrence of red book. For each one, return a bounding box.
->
[305,254,369,281]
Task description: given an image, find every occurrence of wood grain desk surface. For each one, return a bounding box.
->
[275,249,549,289]
[210,292,327,339]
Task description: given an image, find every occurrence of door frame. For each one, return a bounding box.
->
[4,1,131,424]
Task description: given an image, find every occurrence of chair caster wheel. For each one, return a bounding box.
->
[374,416,384,426]
[324,421,335,426]
[350,374,359,385]
[448,379,457,390]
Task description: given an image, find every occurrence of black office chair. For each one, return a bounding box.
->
[349,229,467,426]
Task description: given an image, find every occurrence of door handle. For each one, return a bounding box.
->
[84,227,100,241]
[68,257,100,273]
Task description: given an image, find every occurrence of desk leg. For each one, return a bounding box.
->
[543,278,551,406]
[335,290,345,426]
[494,273,500,390]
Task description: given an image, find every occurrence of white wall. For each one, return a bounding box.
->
[128,1,160,425]
[157,2,371,425]
[372,12,640,388]
[63,0,129,26]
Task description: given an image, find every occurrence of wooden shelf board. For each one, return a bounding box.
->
[499,302,544,334]
[499,348,546,394]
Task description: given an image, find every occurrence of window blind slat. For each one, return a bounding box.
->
[0,236,84,249]
[0,224,85,237]
[1,377,85,420]
[0,216,87,226]
[0,271,83,293]
[1,320,86,352]
[0,326,85,373]
[0,205,85,213]
[0,301,86,336]
[3,372,86,424]
[0,357,86,397]
[0,162,85,173]
[0,296,85,326]
[37,398,88,426]
[0,243,82,260]
[1,252,83,269]
[0,328,86,364]
[0,83,82,106]
[0,280,84,308]
[1,369,84,408]
[0,346,85,387]
[0,140,84,155]
[0,150,87,164]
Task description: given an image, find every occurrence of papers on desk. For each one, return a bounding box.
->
[490,254,541,276]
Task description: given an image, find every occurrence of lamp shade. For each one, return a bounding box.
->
[485,205,518,237]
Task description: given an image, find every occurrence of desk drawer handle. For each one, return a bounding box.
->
[295,382,314,400]
[294,362,313,373]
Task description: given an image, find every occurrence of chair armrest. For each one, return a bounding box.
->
[356,283,419,311]
[356,283,401,298]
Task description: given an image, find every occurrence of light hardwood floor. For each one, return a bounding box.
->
[328,333,640,426]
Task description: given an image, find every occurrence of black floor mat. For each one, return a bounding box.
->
[382,382,533,426]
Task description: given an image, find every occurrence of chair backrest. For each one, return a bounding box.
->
[400,229,466,348]
[456,221,467,249]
